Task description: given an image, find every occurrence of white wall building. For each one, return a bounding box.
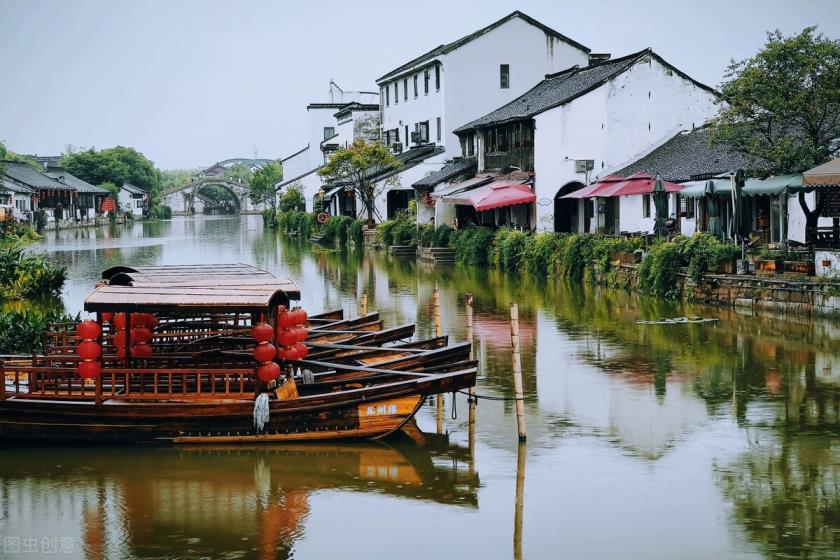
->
[118,183,146,217]
[452,49,720,233]
[278,82,379,212]
[376,11,591,158]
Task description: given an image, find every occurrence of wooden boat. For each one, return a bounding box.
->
[0,264,477,444]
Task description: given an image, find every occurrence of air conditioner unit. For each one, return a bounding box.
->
[391,142,403,154]
[575,159,595,173]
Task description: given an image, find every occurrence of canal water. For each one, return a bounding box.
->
[3,215,839,559]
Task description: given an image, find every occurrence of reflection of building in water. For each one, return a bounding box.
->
[0,433,477,560]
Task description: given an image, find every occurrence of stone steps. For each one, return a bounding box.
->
[388,245,417,256]
[418,246,456,265]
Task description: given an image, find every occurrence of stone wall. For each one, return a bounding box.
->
[607,263,840,319]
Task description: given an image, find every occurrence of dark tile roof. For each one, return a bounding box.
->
[2,161,75,191]
[377,11,590,83]
[612,126,770,182]
[454,49,719,133]
[121,183,146,195]
[328,144,446,187]
[280,145,309,163]
[44,170,107,193]
[413,158,477,188]
[334,102,380,118]
[2,177,34,194]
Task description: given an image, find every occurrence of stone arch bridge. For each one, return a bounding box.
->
[161,178,263,215]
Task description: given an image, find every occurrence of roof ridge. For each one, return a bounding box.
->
[377,11,590,83]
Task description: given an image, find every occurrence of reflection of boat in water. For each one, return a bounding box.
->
[1,431,479,559]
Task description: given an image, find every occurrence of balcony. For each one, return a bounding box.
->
[483,147,534,172]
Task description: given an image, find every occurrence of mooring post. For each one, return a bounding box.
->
[510,302,526,441]
[513,441,526,560]
[360,291,368,316]
[466,293,476,452]
[434,288,444,433]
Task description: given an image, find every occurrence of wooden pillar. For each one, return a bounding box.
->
[95,312,103,405]
[434,288,444,433]
[513,441,526,560]
[510,303,526,441]
[466,293,476,453]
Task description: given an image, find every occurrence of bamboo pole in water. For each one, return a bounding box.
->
[514,441,526,560]
[434,288,444,433]
[466,293,476,453]
[510,303,526,441]
[360,291,368,316]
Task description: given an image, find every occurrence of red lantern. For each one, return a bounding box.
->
[114,313,127,330]
[133,313,158,329]
[299,309,308,324]
[257,362,281,382]
[253,342,277,362]
[296,327,308,343]
[277,346,291,361]
[278,328,296,347]
[77,341,101,360]
[131,327,153,344]
[131,343,153,358]
[113,330,127,349]
[78,361,101,379]
[279,310,295,329]
[293,342,308,359]
[102,312,114,323]
[77,320,102,340]
[251,322,274,343]
[116,347,127,359]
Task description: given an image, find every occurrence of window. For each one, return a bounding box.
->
[642,194,651,218]
[323,127,335,140]
[500,64,510,89]
[403,78,408,101]
[436,117,441,142]
[405,125,409,145]
[680,196,696,219]
[385,85,390,106]
[413,74,418,97]
[435,65,440,90]
[417,121,429,143]
[424,69,429,94]
[460,135,475,158]
[394,82,398,104]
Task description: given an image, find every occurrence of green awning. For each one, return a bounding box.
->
[742,174,805,197]
[679,179,732,198]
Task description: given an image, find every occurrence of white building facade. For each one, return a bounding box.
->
[376,11,591,158]
[453,49,720,233]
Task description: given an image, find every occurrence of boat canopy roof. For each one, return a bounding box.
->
[87,264,300,313]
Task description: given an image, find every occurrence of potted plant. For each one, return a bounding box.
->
[755,248,784,273]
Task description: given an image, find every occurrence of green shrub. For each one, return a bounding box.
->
[0,308,77,354]
[431,225,453,248]
[638,241,681,299]
[262,208,277,228]
[522,233,561,276]
[0,247,66,300]
[674,233,742,282]
[376,213,417,246]
[451,227,495,267]
[276,211,316,238]
[491,228,528,271]
[417,224,435,247]
[348,219,365,247]
[321,215,354,245]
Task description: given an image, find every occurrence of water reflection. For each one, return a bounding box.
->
[16,215,840,558]
[0,430,477,559]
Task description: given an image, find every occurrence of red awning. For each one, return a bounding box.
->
[563,173,683,199]
[469,182,535,211]
[100,197,116,212]
[562,175,624,199]
[599,172,683,197]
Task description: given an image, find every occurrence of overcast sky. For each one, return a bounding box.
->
[1,0,839,170]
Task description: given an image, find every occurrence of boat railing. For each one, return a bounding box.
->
[1,358,257,402]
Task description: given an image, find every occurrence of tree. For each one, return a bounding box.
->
[62,146,161,192]
[223,163,254,184]
[708,27,840,242]
[317,139,402,227]
[248,162,282,209]
[277,183,306,213]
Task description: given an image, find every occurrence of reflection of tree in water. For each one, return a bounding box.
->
[718,432,840,558]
